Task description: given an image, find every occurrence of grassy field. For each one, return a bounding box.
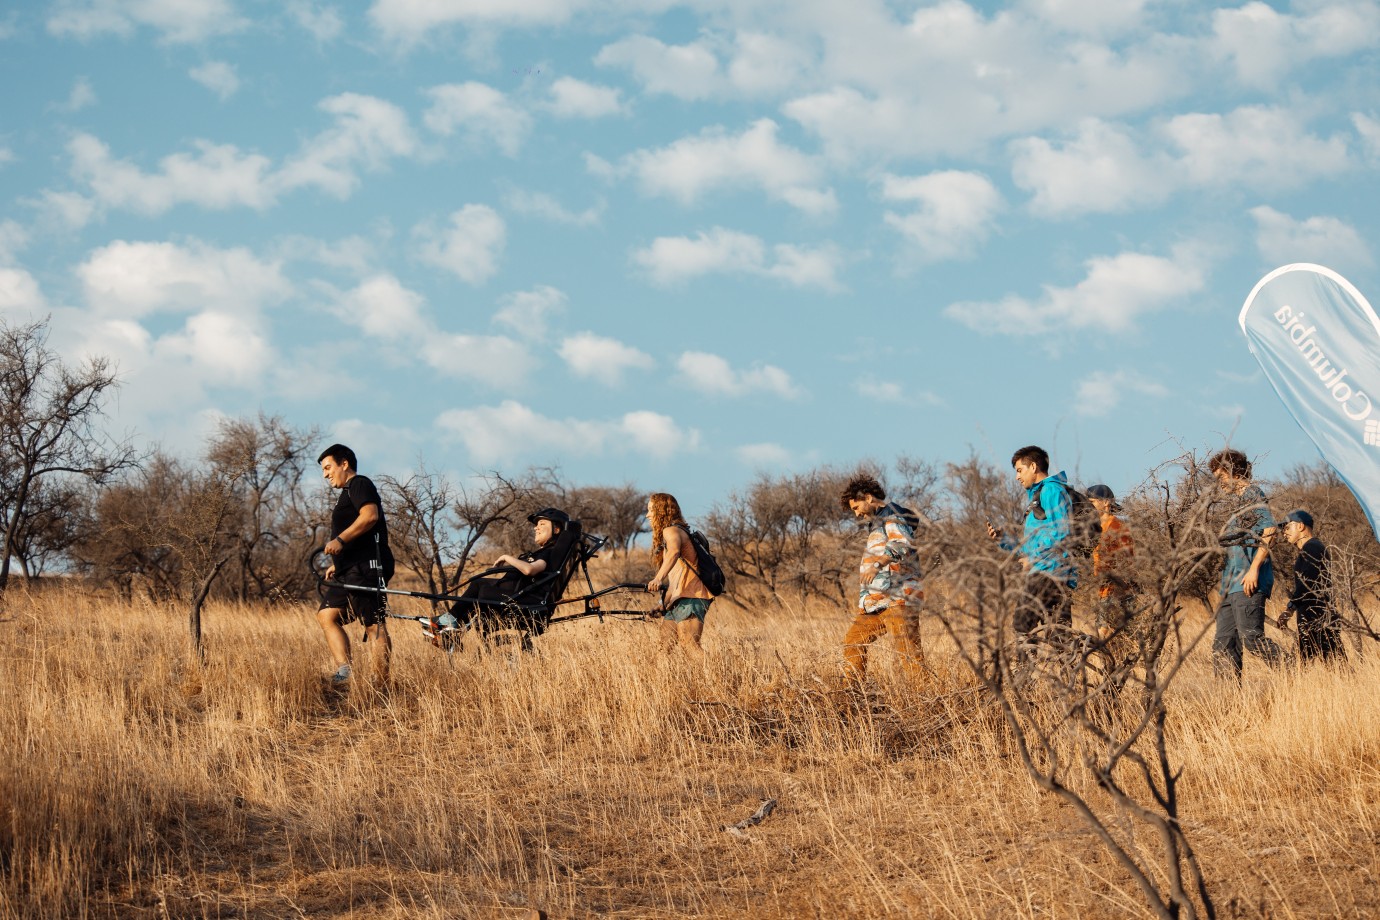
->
[2,579,1378,919]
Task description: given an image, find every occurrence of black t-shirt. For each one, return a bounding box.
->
[493,536,568,592]
[331,474,392,574]
[1290,537,1330,613]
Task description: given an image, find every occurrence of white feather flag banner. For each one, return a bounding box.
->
[1239,263,1380,540]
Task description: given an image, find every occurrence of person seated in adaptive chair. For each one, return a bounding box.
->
[433,507,574,641]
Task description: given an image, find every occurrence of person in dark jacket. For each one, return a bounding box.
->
[1276,509,1347,663]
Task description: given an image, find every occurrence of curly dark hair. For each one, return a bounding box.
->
[1208,448,1251,480]
[839,475,886,510]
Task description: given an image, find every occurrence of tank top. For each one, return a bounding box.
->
[666,526,712,604]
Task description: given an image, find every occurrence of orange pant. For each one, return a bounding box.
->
[842,605,923,682]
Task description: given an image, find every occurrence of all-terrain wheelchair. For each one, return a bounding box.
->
[311,517,656,652]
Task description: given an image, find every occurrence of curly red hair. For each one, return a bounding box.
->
[648,492,688,568]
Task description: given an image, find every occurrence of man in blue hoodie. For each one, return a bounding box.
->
[987,445,1078,636]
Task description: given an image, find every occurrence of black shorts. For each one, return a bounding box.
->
[319,566,387,628]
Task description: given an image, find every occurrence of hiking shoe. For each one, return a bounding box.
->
[330,664,352,685]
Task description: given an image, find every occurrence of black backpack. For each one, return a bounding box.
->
[1031,479,1101,557]
[678,525,726,596]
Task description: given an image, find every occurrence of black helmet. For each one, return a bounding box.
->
[526,507,571,527]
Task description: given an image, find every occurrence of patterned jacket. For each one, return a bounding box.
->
[858,502,924,613]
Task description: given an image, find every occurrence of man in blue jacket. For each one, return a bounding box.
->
[987,445,1078,636]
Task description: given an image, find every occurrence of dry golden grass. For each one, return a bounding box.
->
[3,581,1379,919]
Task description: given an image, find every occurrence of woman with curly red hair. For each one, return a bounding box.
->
[646,492,713,660]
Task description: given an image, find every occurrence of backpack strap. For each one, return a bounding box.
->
[674,523,707,585]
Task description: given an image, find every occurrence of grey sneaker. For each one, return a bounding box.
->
[330,664,352,685]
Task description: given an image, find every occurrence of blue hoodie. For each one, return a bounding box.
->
[1001,471,1078,587]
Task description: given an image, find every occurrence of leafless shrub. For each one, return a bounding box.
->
[0,316,137,592]
[703,467,859,609]
[920,450,1226,920]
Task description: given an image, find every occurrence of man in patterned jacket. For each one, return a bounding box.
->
[838,474,925,685]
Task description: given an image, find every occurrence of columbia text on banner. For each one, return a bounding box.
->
[1239,263,1380,540]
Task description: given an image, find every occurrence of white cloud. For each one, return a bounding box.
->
[1211,1,1380,90]
[368,0,584,41]
[558,332,654,386]
[727,31,811,97]
[494,285,566,339]
[0,268,46,317]
[1164,106,1351,189]
[781,2,1188,163]
[64,93,417,217]
[880,170,1003,262]
[583,151,617,181]
[1355,112,1380,160]
[68,132,275,214]
[436,400,697,463]
[544,76,625,118]
[1021,0,1148,37]
[189,60,239,99]
[48,0,248,44]
[275,234,377,274]
[1010,118,1168,217]
[157,310,271,383]
[30,189,97,230]
[854,376,943,406]
[676,351,800,399]
[631,227,841,290]
[77,239,292,318]
[63,77,97,111]
[763,243,845,291]
[58,240,287,407]
[1250,205,1373,272]
[595,34,721,100]
[620,119,836,215]
[289,0,343,42]
[735,442,795,468]
[1074,369,1168,417]
[596,30,809,101]
[632,228,763,285]
[423,82,531,157]
[276,93,419,197]
[1011,106,1355,217]
[502,187,603,226]
[0,220,26,263]
[329,274,535,389]
[414,204,506,285]
[945,245,1207,337]
[332,273,428,339]
[0,147,12,167]
[417,332,534,389]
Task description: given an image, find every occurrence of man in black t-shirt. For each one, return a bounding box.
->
[316,443,395,685]
[1276,509,1346,663]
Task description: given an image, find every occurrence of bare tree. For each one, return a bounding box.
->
[921,452,1222,920]
[381,464,462,604]
[205,413,321,602]
[0,317,136,591]
[704,467,858,608]
[2,476,86,577]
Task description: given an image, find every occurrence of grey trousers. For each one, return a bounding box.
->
[1213,590,1282,677]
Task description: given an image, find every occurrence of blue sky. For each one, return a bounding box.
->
[2,0,1378,515]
